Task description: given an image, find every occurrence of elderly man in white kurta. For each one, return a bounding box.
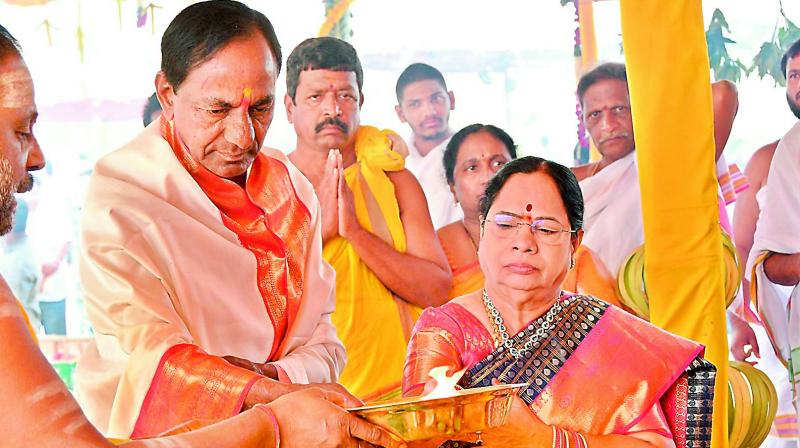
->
[74,2,347,440]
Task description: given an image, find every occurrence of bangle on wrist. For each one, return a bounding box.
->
[551,425,588,448]
[255,405,281,448]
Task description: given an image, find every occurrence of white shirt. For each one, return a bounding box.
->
[405,136,463,229]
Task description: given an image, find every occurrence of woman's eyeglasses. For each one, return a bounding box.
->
[483,214,575,245]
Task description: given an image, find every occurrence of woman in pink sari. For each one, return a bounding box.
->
[403,157,715,448]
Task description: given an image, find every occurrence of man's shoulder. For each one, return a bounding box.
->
[775,121,800,165]
[260,147,318,211]
[436,221,462,240]
[571,163,594,182]
[386,167,421,190]
[260,147,305,182]
[745,140,779,182]
[94,124,171,177]
[780,121,800,148]
[260,146,289,162]
[386,169,432,221]
[85,125,191,218]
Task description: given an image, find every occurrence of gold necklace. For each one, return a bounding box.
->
[481,294,503,348]
[482,290,568,356]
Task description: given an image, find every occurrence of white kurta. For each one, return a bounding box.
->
[74,123,345,438]
[579,151,644,277]
[405,136,462,230]
[746,122,800,440]
[747,121,800,368]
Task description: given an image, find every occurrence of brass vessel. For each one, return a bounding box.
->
[348,383,527,442]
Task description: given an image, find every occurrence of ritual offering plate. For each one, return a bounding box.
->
[348,383,527,442]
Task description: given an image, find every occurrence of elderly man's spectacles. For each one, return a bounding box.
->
[484,214,575,245]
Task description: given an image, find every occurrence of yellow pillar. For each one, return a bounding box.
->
[575,0,601,162]
[619,1,729,447]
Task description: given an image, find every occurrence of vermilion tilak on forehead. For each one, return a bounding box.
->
[242,87,252,108]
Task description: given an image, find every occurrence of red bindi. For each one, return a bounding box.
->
[526,203,533,212]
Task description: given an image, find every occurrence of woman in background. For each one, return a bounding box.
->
[437,124,517,300]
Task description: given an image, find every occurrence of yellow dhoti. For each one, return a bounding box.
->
[325,126,422,401]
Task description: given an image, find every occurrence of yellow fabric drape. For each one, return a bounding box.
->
[562,246,625,309]
[438,226,484,300]
[619,1,729,447]
[324,126,423,401]
[449,265,484,300]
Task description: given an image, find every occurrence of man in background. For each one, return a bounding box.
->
[395,63,461,229]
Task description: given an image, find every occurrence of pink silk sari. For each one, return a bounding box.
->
[403,295,715,447]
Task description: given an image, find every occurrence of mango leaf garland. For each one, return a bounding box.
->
[555,1,799,88]
[116,0,124,29]
[706,8,746,82]
[777,18,800,48]
[751,41,783,85]
[37,19,54,46]
[321,0,354,40]
[750,17,800,86]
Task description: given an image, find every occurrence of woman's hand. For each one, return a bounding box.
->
[479,395,550,447]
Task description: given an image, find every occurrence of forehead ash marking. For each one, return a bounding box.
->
[62,413,91,436]
[0,68,33,108]
[26,379,69,406]
[36,399,83,434]
[25,380,86,433]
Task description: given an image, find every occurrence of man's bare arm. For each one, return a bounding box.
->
[342,169,452,308]
[764,252,800,286]
[712,80,739,161]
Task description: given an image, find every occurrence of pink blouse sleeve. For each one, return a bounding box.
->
[402,306,467,397]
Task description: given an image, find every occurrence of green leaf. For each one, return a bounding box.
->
[707,27,729,67]
[717,59,742,82]
[750,41,784,86]
[709,8,731,33]
[778,19,800,49]
[560,0,572,6]
[705,8,746,83]
[751,42,781,77]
